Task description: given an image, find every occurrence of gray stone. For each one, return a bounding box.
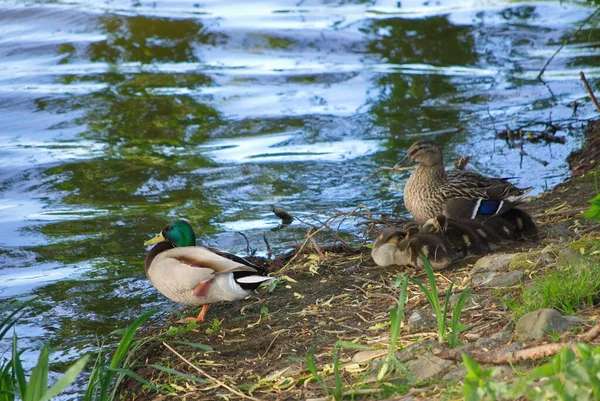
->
[486,270,524,287]
[405,354,452,382]
[473,253,519,272]
[407,311,437,332]
[395,340,437,363]
[471,269,496,287]
[557,248,585,266]
[515,308,571,340]
[442,365,467,381]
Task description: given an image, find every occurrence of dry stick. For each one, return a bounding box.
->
[436,323,600,364]
[538,7,600,80]
[277,226,326,273]
[334,204,372,238]
[580,71,600,113]
[163,342,261,401]
[262,231,272,260]
[307,228,327,260]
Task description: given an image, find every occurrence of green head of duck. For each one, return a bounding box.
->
[144,220,196,248]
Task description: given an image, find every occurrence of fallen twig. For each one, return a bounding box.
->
[163,342,261,401]
[308,228,327,260]
[436,323,600,364]
[262,231,272,260]
[580,71,600,113]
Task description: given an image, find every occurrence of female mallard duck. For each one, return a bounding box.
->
[372,227,455,270]
[397,140,532,223]
[144,220,273,323]
[421,215,490,256]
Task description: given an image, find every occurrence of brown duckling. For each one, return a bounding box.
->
[482,213,521,243]
[371,227,455,270]
[421,215,490,256]
[498,208,539,240]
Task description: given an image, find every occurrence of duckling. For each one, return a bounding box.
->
[453,218,505,251]
[371,228,455,270]
[371,228,406,267]
[498,208,539,240]
[482,214,521,243]
[404,234,456,270]
[144,220,273,323]
[421,215,490,256]
[402,221,422,236]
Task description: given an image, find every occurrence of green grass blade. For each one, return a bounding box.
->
[109,368,167,394]
[378,275,408,381]
[25,343,50,401]
[0,360,15,401]
[0,301,32,344]
[38,355,89,401]
[109,310,159,370]
[412,254,446,342]
[11,333,27,400]
[332,347,343,401]
[449,288,471,348]
[304,344,329,397]
[82,341,105,401]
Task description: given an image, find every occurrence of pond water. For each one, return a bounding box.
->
[0,0,598,369]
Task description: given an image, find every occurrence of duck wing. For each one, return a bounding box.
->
[164,246,260,275]
[442,170,532,219]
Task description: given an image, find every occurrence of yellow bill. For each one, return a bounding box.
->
[144,232,166,246]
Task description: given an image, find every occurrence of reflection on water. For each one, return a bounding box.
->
[0,0,598,367]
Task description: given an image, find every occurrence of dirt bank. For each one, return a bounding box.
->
[118,120,600,401]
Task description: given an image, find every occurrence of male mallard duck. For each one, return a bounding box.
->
[372,228,455,270]
[397,140,532,223]
[421,215,490,256]
[144,220,273,323]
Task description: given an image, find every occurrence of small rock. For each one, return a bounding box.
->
[351,349,386,364]
[486,270,524,287]
[557,248,584,266]
[471,269,496,287]
[515,308,571,340]
[473,253,519,272]
[508,251,554,271]
[407,311,437,332]
[405,354,452,382]
[442,365,467,381]
[476,330,513,347]
[395,340,437,363]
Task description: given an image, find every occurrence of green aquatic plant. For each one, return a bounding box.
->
[11,333,89,401]
[83,309,160,401]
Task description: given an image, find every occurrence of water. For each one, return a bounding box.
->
[0,0,598,366]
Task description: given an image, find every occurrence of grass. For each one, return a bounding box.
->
[408,254,471,348]
[508,256,600,318]
[462,344,600,401]
[377,275,408,381]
